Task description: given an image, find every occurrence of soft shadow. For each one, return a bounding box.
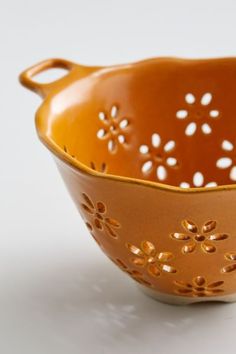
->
[18,256,233,344]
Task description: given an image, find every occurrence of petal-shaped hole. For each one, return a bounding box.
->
[174,280,192,288]
[81,204,93,214]
[105,218,120,228]
[158,252,173,263]
[222,140,234,151]
[111,105,118,118]
[193,276,206,286]
[139,145,149,154]
[205,182,217,188]
[185,122,197,136]
[108,139,117,153]
[201,243,216,253]
[97,128,107,139]
[118,135,125,144]
[176,288,192,294]
[201,123,212,135]
[142,161,153,174]
[182,220,198,233]
[152,133,161,148]
[104,224,118,238]
[225,253,236,261]
[82,193,94,209]
[193,172,204,187]
[148,264,161,277]
[180,182,190,188]
[94,218,103,229]
[182,244,196,254]
[119,119,129,129]
[98,112,106,121]
[209,233,228,241]
[141,240,156,256]
[201,92,212,106]
[156,165,167,181]
[164,140,175,152]
[97,202,106,213]
[171,232,191,241]
[85,222,93,232]
[209,110,219,118]
[230,166,236,181]
[208,281,224,288]
[185,93,196,104]
[202,220,216,233]
[216,157,232,169]
[132,257,146,266]
[161,264,176,273]
[222,264,236,273]
[176,110,188,119]
[126,243,143,256]
[166,157,177,167]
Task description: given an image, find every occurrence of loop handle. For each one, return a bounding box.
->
[19,58,76,97]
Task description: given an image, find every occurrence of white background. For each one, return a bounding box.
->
[1,0,236,353]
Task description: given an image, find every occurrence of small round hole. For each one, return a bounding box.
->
[139,145,149,154]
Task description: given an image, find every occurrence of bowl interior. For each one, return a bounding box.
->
[44,58,236,188]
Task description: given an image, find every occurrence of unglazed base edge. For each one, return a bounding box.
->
[138,285,236,305]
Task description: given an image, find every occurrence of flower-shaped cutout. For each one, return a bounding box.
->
[97,105,130,153]
[126,240,176,277]
[176,92,220,136]
[221,253,236,273]
[180,171,217,188]
[81,193,120,238]
[174,276,224,297]
[171,220,228,254]
[140,133,178,181]
[216,140,236,181]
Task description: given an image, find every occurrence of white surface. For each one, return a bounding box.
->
[2,0,236,353]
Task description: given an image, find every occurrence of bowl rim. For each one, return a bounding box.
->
[22,56,236,194]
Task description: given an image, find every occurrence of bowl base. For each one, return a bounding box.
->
[138,285,236,305]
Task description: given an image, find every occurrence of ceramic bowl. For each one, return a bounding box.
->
[20,57,236,304]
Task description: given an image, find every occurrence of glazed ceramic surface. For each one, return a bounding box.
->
[20,57,236,304]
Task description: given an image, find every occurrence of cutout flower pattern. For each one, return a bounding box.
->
[176,92,220,136]
[171,220,228,254]
[174,276,224,297]
[126,240,176,277]
[221,253,236,273]
[81,193,120,238]
[216,140,236,181]
[97,105,130,153]
[140,133,178,181]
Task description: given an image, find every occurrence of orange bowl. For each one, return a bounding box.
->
[20,57,236,304]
